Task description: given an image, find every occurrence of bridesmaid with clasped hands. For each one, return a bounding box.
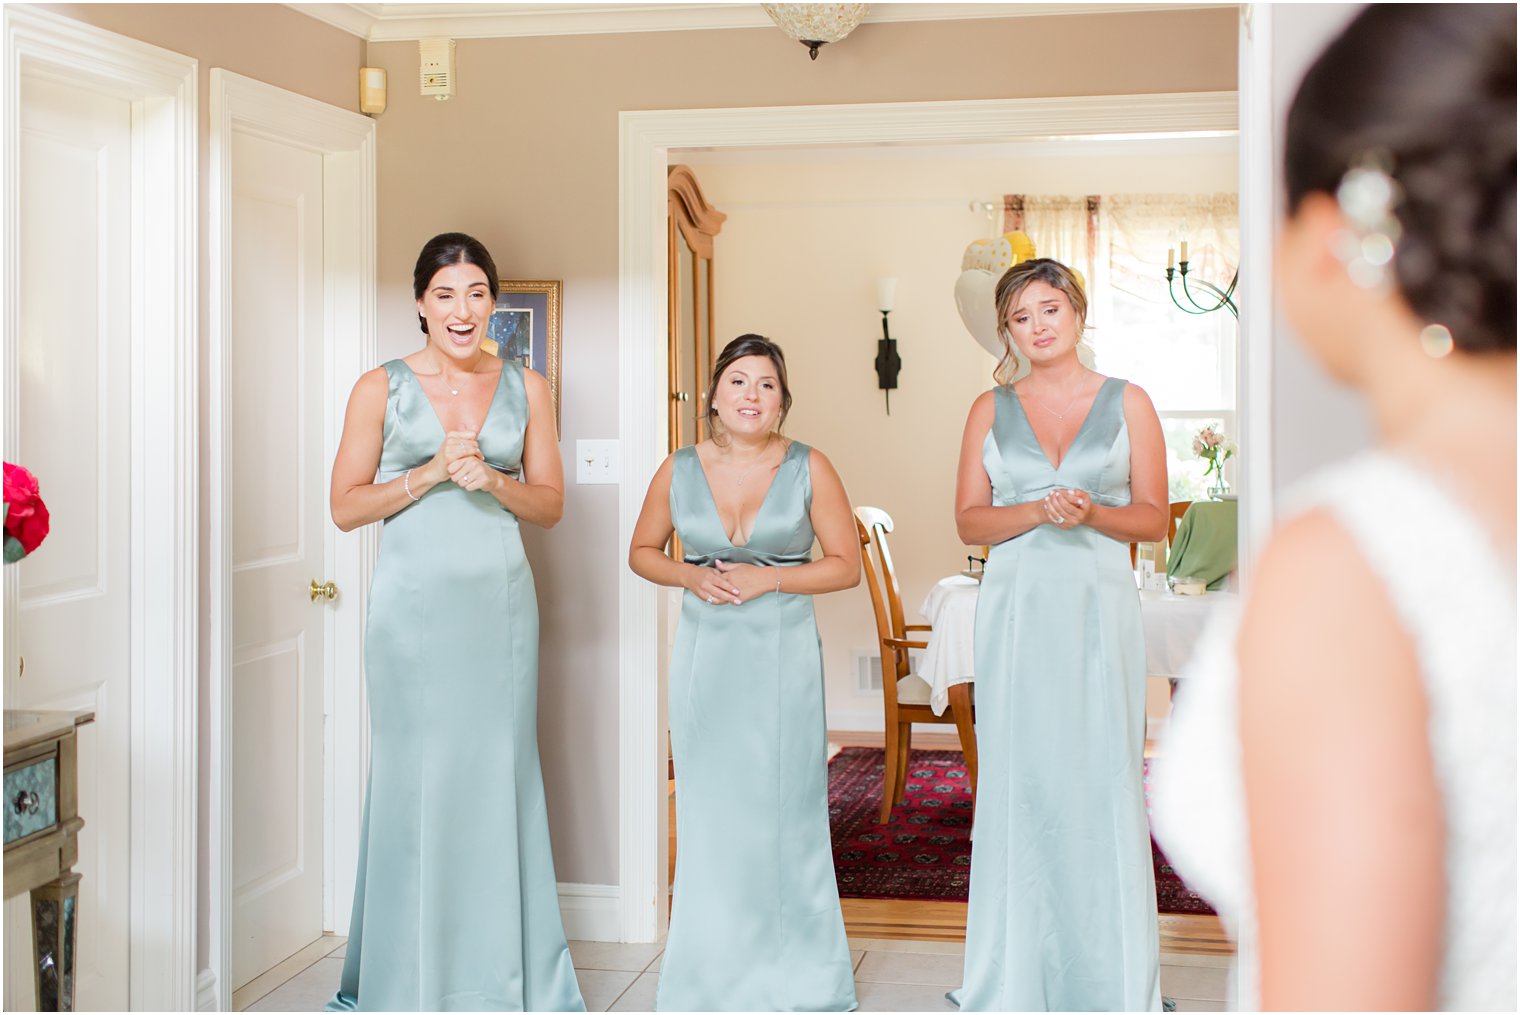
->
[628,334,860,1012]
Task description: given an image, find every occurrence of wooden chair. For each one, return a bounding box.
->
[1168,499,1192,546]
[1130,500,1194,568]
[855,507,978,824]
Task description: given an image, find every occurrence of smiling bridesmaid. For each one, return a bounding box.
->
[629,334,861,1011]
[326,233,582,1011]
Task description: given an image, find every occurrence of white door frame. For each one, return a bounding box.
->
[615,90,1246,943]
[2,5,199,1009]
[208,69,376,1011]
[1237,2,1275,570]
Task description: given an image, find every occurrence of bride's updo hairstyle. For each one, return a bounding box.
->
[1285,4,1515,354]
[412,232,500,336]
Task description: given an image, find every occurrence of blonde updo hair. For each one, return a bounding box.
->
[992,258,1091,386]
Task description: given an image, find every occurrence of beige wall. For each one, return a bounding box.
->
[690,145,1239,729]
[44,0,365,975]
[365,8,1238,886]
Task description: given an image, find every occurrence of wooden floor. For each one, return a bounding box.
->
[668,729,1231,956]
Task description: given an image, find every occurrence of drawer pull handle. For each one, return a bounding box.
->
[14,790,39,815]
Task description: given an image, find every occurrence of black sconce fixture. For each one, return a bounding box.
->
[874,277,901,414]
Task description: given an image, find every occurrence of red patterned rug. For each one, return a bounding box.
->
[827,746,1215,915]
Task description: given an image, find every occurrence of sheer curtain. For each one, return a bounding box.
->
[1102,193,1240,305]
[1003,194,1100,285]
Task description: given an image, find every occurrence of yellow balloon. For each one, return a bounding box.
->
[1006,231,1037,265]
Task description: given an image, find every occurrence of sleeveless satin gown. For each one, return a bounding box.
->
[656,440,857,1012]
[952,378,1161,1011]
[327,359,584,1012]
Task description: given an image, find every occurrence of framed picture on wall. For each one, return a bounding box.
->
[484,279,563,435]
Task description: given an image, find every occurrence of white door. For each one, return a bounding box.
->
[4,71,133,1012]
[229,130,328,989]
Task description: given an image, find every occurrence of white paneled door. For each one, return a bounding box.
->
[229,131,328,990]
[4,71,134,1013]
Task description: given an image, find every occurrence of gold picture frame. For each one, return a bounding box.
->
[482,279,563,435]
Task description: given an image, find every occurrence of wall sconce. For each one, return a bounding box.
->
[358,67,387,116]
[874,277,901,414]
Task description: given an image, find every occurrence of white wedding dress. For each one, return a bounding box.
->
[1152,452,1517,1011]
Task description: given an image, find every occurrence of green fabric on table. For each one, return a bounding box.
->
[1165,499,1238,590]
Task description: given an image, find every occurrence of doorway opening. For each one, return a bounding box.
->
[618,93,1244,954]
[658,130,1242,949]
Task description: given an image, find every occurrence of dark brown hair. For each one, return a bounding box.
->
[412,232,500,336]
[1286,4,1515,353]
[705,334,793,440]
[992,258,1089,386]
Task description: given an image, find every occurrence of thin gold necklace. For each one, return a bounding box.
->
[727,434,776,486]
[1024,378,1091,421]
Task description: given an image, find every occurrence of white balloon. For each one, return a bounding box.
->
[953,269,1003,359]
[961,235,1011,273]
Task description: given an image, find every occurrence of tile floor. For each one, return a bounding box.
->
[239,936,1230,1011]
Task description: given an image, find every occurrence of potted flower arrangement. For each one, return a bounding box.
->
[4,462,50,563]
[1192,426,1237,499]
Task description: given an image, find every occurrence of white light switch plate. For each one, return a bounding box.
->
[575,439,620,484]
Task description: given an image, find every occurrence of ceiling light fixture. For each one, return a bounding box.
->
[761,3,868,61]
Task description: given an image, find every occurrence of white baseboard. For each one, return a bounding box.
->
[198,888,617,1006]
[559,882,620,942]
[196,968,218,1011]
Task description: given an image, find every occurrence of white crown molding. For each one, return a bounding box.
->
[288,2,1234,43]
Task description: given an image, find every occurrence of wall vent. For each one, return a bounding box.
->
[854,651,883,694]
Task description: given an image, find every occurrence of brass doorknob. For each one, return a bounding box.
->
[309,579,338,603]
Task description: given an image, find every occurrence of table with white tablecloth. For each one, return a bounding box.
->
[915,574,1236,715]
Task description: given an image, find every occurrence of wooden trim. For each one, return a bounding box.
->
[666,216,681,455]
[667,164,726,258]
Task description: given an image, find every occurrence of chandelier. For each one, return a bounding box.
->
[761,4,868,60]
[1165,239,1239,318]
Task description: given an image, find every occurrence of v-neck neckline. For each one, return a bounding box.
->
[398,358,508,437]
[690,440,793,549]
[1009,376,1115,472]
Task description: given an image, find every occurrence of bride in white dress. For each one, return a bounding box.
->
[1153,6,1516,1011]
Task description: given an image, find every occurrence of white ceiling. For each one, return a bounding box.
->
[288,3,1232,43]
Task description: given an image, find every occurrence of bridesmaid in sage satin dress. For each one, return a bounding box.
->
[629,334,860,1012]
[951,259,1169,1011]
[325,233,583,1011]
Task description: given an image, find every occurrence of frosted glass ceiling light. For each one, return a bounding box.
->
[761,3,868,61]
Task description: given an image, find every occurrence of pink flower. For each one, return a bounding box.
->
[3,462,50,558]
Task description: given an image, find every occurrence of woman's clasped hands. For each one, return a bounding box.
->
[431,427,499,494]
[686,560,778,606]
[1042,487,1094,530]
